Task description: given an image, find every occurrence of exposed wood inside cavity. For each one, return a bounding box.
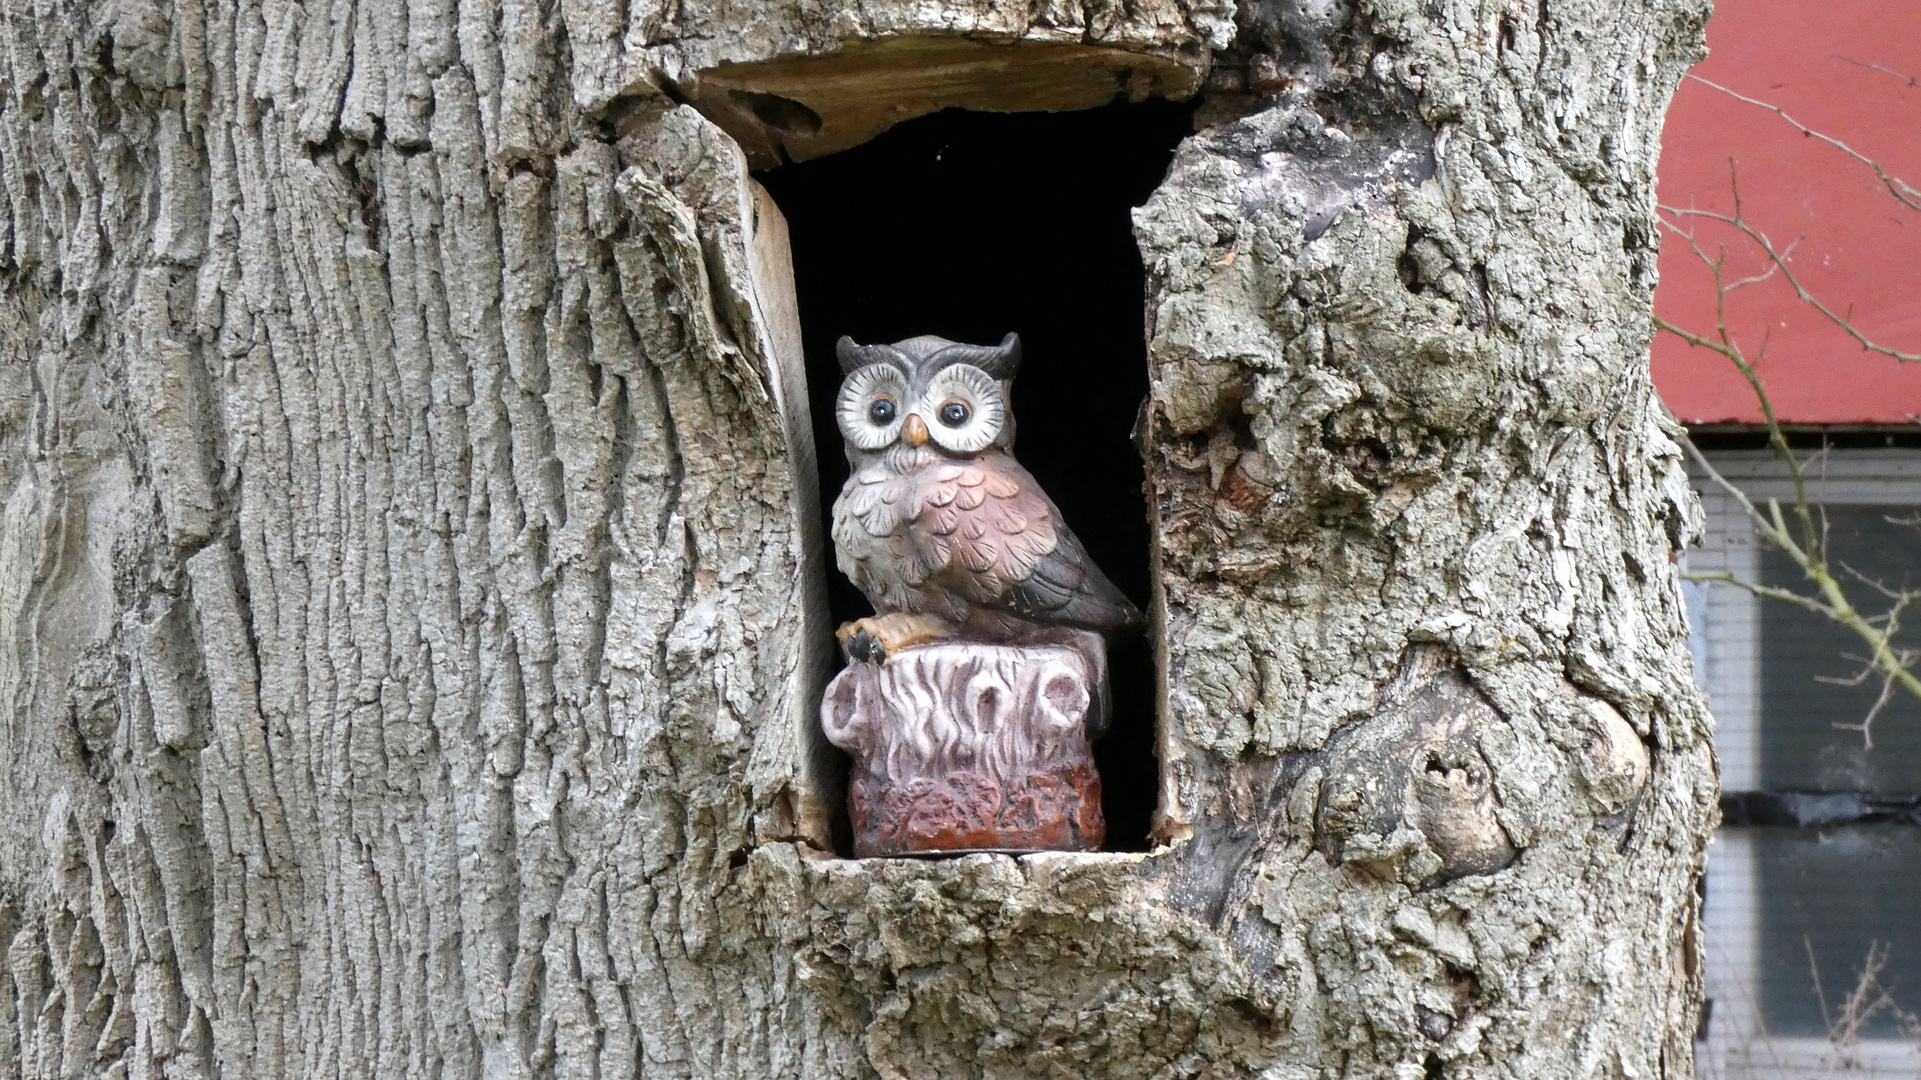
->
[680,38,1202,167]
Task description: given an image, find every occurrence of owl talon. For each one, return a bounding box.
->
[850,629,883,664]
[837,614,952,664]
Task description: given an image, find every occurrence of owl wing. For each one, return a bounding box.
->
[908,459,1142,632]
[834,464,936,613]
[998,520,1143,631]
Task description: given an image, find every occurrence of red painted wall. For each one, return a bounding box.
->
[1650,0,1921,426]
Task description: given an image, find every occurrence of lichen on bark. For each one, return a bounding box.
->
[0,0,1716,1077]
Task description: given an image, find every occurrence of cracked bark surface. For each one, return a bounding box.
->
[0,0,1716,1077]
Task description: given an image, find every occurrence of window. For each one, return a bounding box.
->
[1689,448,1921,1076]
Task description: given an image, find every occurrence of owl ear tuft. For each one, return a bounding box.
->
[837,336,886,375]
[929,333,1021,379]
[977,333,1021,379]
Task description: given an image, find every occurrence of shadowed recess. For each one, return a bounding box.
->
[759,98,1195,851]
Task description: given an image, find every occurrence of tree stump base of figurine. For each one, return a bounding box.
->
[820,642,1106,857]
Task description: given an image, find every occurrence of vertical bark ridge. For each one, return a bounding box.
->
[1,1,836,1074]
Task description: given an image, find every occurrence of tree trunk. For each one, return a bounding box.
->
[0,1,1716,1077]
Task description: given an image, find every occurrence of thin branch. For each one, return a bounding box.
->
[1827,941,1899,1061]
[1836,559,1921,608]
[1674,436,1809,559]
[1669,348,1921,745]
[1657,79,1921,745]
[1662,318,1821,555]
[1830,666,1901,750]
[1808,937,1832,1036]
[1686,75,1921,213]
[1833,54,1921,90]
[1659,205,1921,363]
[1682,571,1837,618]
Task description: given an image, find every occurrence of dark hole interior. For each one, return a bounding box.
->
[757,98,1196,852]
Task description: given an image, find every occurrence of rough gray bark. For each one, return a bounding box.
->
[0,1,1715,1078]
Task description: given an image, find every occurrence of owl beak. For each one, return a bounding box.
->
[901,414,930,447]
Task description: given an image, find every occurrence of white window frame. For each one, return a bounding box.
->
[1687,448,1921,1080]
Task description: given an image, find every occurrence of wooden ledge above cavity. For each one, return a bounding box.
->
[678,37,1202,168]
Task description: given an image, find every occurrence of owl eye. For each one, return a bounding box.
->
[918,364,1005,454]
[837,364,908,451]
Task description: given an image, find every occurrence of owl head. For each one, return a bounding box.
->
[833,333,1020,460]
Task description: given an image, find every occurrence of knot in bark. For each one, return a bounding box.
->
[1314,667,1518,887]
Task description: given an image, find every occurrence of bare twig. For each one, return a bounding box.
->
[1686,74,1921,213]
[1657,79,1921,743]
[1682,437,1921,743]
[1828,664,1900,747]
[1658,206,1921,363]
[1825,941,1902,1065]
[1833,54,1921,90]
[1700,940,1921,1074]
[1807,936,1833,1036]
[1665,313,1921,744]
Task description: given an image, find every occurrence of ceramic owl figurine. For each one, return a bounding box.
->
[829,333,1142,667]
